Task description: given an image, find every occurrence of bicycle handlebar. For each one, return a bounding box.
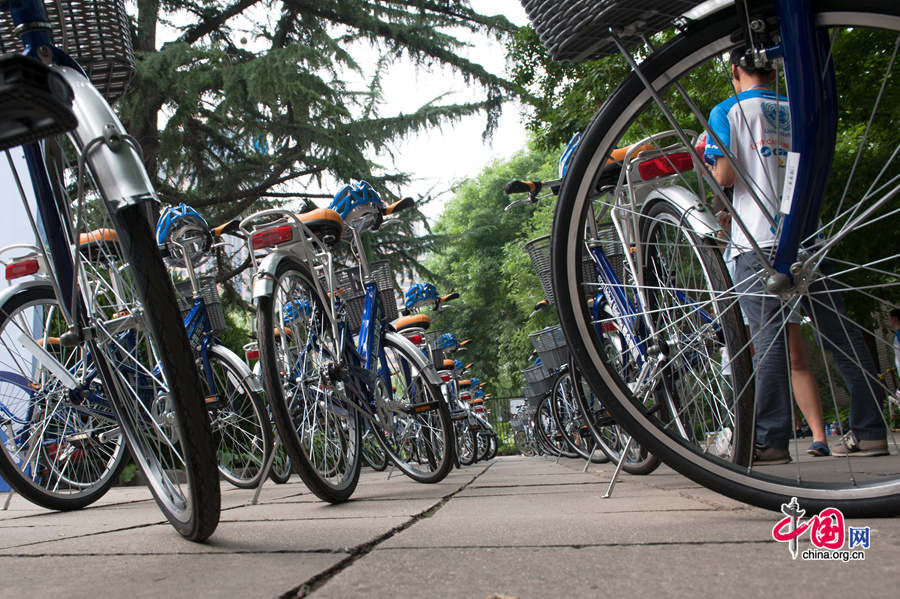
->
[505,180,542,195]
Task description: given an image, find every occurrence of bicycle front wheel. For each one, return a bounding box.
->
[553,2,900,515]
[369,334,455,483]
[89,205,221,540]
[203,345,272,489]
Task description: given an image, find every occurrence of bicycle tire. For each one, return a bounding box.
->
[97,204,221,540]
[204,344,272,489]
[552,1,900,516]
[362,427,389,471]
[485,431,498,460]
[269,443,292,484]
[535,392,576,458]
[257,258,361,503]
[457,421,477,466]
[0,284,127,510]
[549,369,608,462]
[368,335,455,483]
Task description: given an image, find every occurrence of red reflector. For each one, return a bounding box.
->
[601,322,617,334]
[440,374,451,382]
[245,349,259,361]
[459,392,471,401]
[407,334,424,345]
[6,259,39,280]
[252,226,293,249]
[637,152,693,180]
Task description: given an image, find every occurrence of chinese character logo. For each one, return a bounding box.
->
[771,498,870,561]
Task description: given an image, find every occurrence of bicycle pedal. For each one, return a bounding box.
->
[0,55,77,151]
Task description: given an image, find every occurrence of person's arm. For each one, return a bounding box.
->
[704,102,735,189]
[712,157,736,188]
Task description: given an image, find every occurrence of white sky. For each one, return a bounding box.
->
[369,0,530,221]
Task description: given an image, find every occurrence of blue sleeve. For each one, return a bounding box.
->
[704,103,731,165]
[895,330,900,345]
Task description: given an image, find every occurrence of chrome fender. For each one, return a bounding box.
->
[59,67,157,211]
[251,250,295,299]
[208,343,264,394]
[384,330,443,387]
[0,279,55,308]
[643,185,722,239]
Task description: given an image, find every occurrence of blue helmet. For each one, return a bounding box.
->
[404,282,438,309]
[473,389,485,399]
[435,333,458,350]
[558,132,582,178]
[470,377,481,388]
[156,203,210,266]
[453,359,464,371]
[329,181,384,224]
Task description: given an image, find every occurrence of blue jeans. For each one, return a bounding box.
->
[733,252,885,449]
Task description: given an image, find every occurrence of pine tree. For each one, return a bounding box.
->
[122,0,519,229]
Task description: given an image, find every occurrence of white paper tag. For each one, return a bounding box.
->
[780,151,801,214]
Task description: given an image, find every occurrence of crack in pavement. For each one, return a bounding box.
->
[370,539,775,550]
[280,462,495,599]
[0,548,345,558]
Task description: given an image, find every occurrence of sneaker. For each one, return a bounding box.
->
[832,432,888,457]
[806,441,830,457]
[753,444,791,465]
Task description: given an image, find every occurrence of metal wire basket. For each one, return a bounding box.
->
[521,0,705,62]
[175,276,225,333]
[0,0,135,104]
[332,260,398,334]
[522,363,553,398]
[524,234,598,305]
[529,325,568,371]
[523,385,543,409]
[424,330,446,370]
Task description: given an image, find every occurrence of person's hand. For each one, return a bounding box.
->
[716,209,731,230]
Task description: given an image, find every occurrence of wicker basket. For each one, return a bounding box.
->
[522,0,705,62]
[524,234,597,305]
[332,260,398,334]
[529,326,568,371]
[175,276,225,333]
[0,1,135,104]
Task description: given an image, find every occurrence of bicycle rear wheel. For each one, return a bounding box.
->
[553,2,900,515]
[0,285,126,510]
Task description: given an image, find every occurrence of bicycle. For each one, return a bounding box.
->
[395,283,477,466]
[156,205,273,489]
[244,182,454,503]
[535,0,900,515]
[507,156,657,472]
[0,0,219,538]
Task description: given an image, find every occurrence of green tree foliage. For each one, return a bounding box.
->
[425,145,561,399]
[122,0,519,226]
[507,24,899,327]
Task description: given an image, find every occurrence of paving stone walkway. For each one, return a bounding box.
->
[0,456,896,598]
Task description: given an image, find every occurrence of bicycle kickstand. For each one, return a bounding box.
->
[602,436,633,499]
[251,434,281,506]
[2,489,15,510]
[582,442,598,473]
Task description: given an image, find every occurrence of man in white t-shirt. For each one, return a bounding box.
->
[704,48,886,464]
